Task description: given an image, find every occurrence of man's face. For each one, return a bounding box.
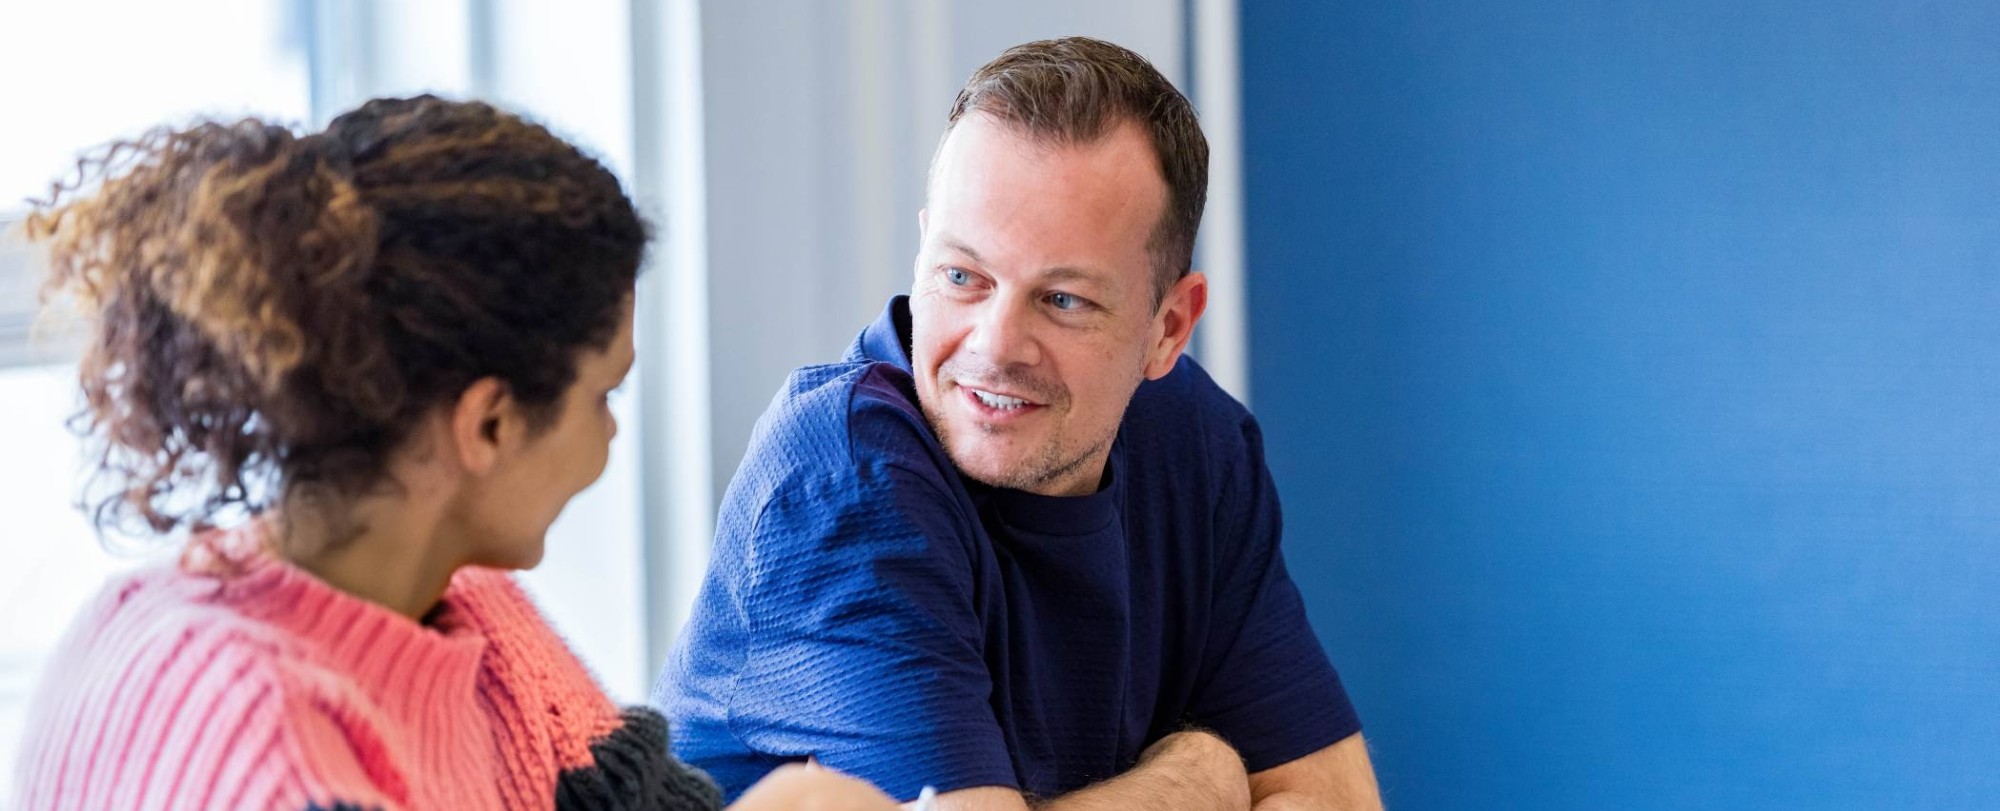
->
[911,113,1204,497]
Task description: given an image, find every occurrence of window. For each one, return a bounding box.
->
[0,3,663,799]
[0,4,312,799]
[0,1,311,212]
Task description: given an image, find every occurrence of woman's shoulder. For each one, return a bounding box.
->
[23,559,337,740]
[13,563,402,809]
[48,559,305,674]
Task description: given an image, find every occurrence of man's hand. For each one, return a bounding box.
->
[1245,732,1382,811]
[929,729,1251,811]
[929,731,1383,811]
[731,762,905,811]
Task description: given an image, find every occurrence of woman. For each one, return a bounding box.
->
[11,96,897,811]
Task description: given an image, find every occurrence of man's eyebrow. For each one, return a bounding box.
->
[935,236,1112,288]
[1040,266,1100,283]
[937,236,984,264]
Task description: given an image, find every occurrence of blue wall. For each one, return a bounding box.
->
[1240,3,2000,808]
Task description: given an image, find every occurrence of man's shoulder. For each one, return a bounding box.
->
[756,358,940,455]
[708,359,983,617]
[1125,354,1261,462]
[729,359,959,508]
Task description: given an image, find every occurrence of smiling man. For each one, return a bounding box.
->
[657,37,1381,811]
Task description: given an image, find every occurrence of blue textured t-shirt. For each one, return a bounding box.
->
[657,297,1360,802]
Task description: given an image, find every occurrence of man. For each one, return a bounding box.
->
[658,37,1382,811]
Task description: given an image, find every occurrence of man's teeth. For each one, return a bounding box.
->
[973,389,1029,410]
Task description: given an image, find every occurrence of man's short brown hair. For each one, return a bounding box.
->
[940,37,1208,308]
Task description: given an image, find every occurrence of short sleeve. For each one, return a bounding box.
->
[724,462,1018,801]
[1185,415,1363,773]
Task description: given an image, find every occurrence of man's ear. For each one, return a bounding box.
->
[449,377,514,475]
[1144,271,1208,380]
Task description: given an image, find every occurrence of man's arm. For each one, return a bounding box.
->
[1245,732,1382,811]
[926,730,1382,811]
[928,731,1251,811]
[1172,411,1372,810]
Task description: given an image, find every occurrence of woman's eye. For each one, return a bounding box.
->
[945,267,972,286]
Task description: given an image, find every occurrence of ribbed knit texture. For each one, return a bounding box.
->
[11,527,721,811]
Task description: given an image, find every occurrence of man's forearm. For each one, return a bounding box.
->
[1038,731,1251,811]
[1245,733,1383,811]
[1247,792,1314,811]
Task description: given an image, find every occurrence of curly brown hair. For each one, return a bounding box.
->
[28,95,647,543]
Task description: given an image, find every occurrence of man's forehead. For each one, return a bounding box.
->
[930,114,1163,199]
[930,134,1161,229]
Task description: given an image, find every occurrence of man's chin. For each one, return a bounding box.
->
[948,451,1015,486]
[944,442,1038,490]
[924,403,1045,488]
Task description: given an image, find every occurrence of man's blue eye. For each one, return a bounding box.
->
[945,268,972,286]
[1049,292,1083,310]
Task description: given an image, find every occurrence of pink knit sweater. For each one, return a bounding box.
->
[10,529,720,810]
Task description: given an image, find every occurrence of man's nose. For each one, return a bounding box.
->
[962,295,1043,370]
